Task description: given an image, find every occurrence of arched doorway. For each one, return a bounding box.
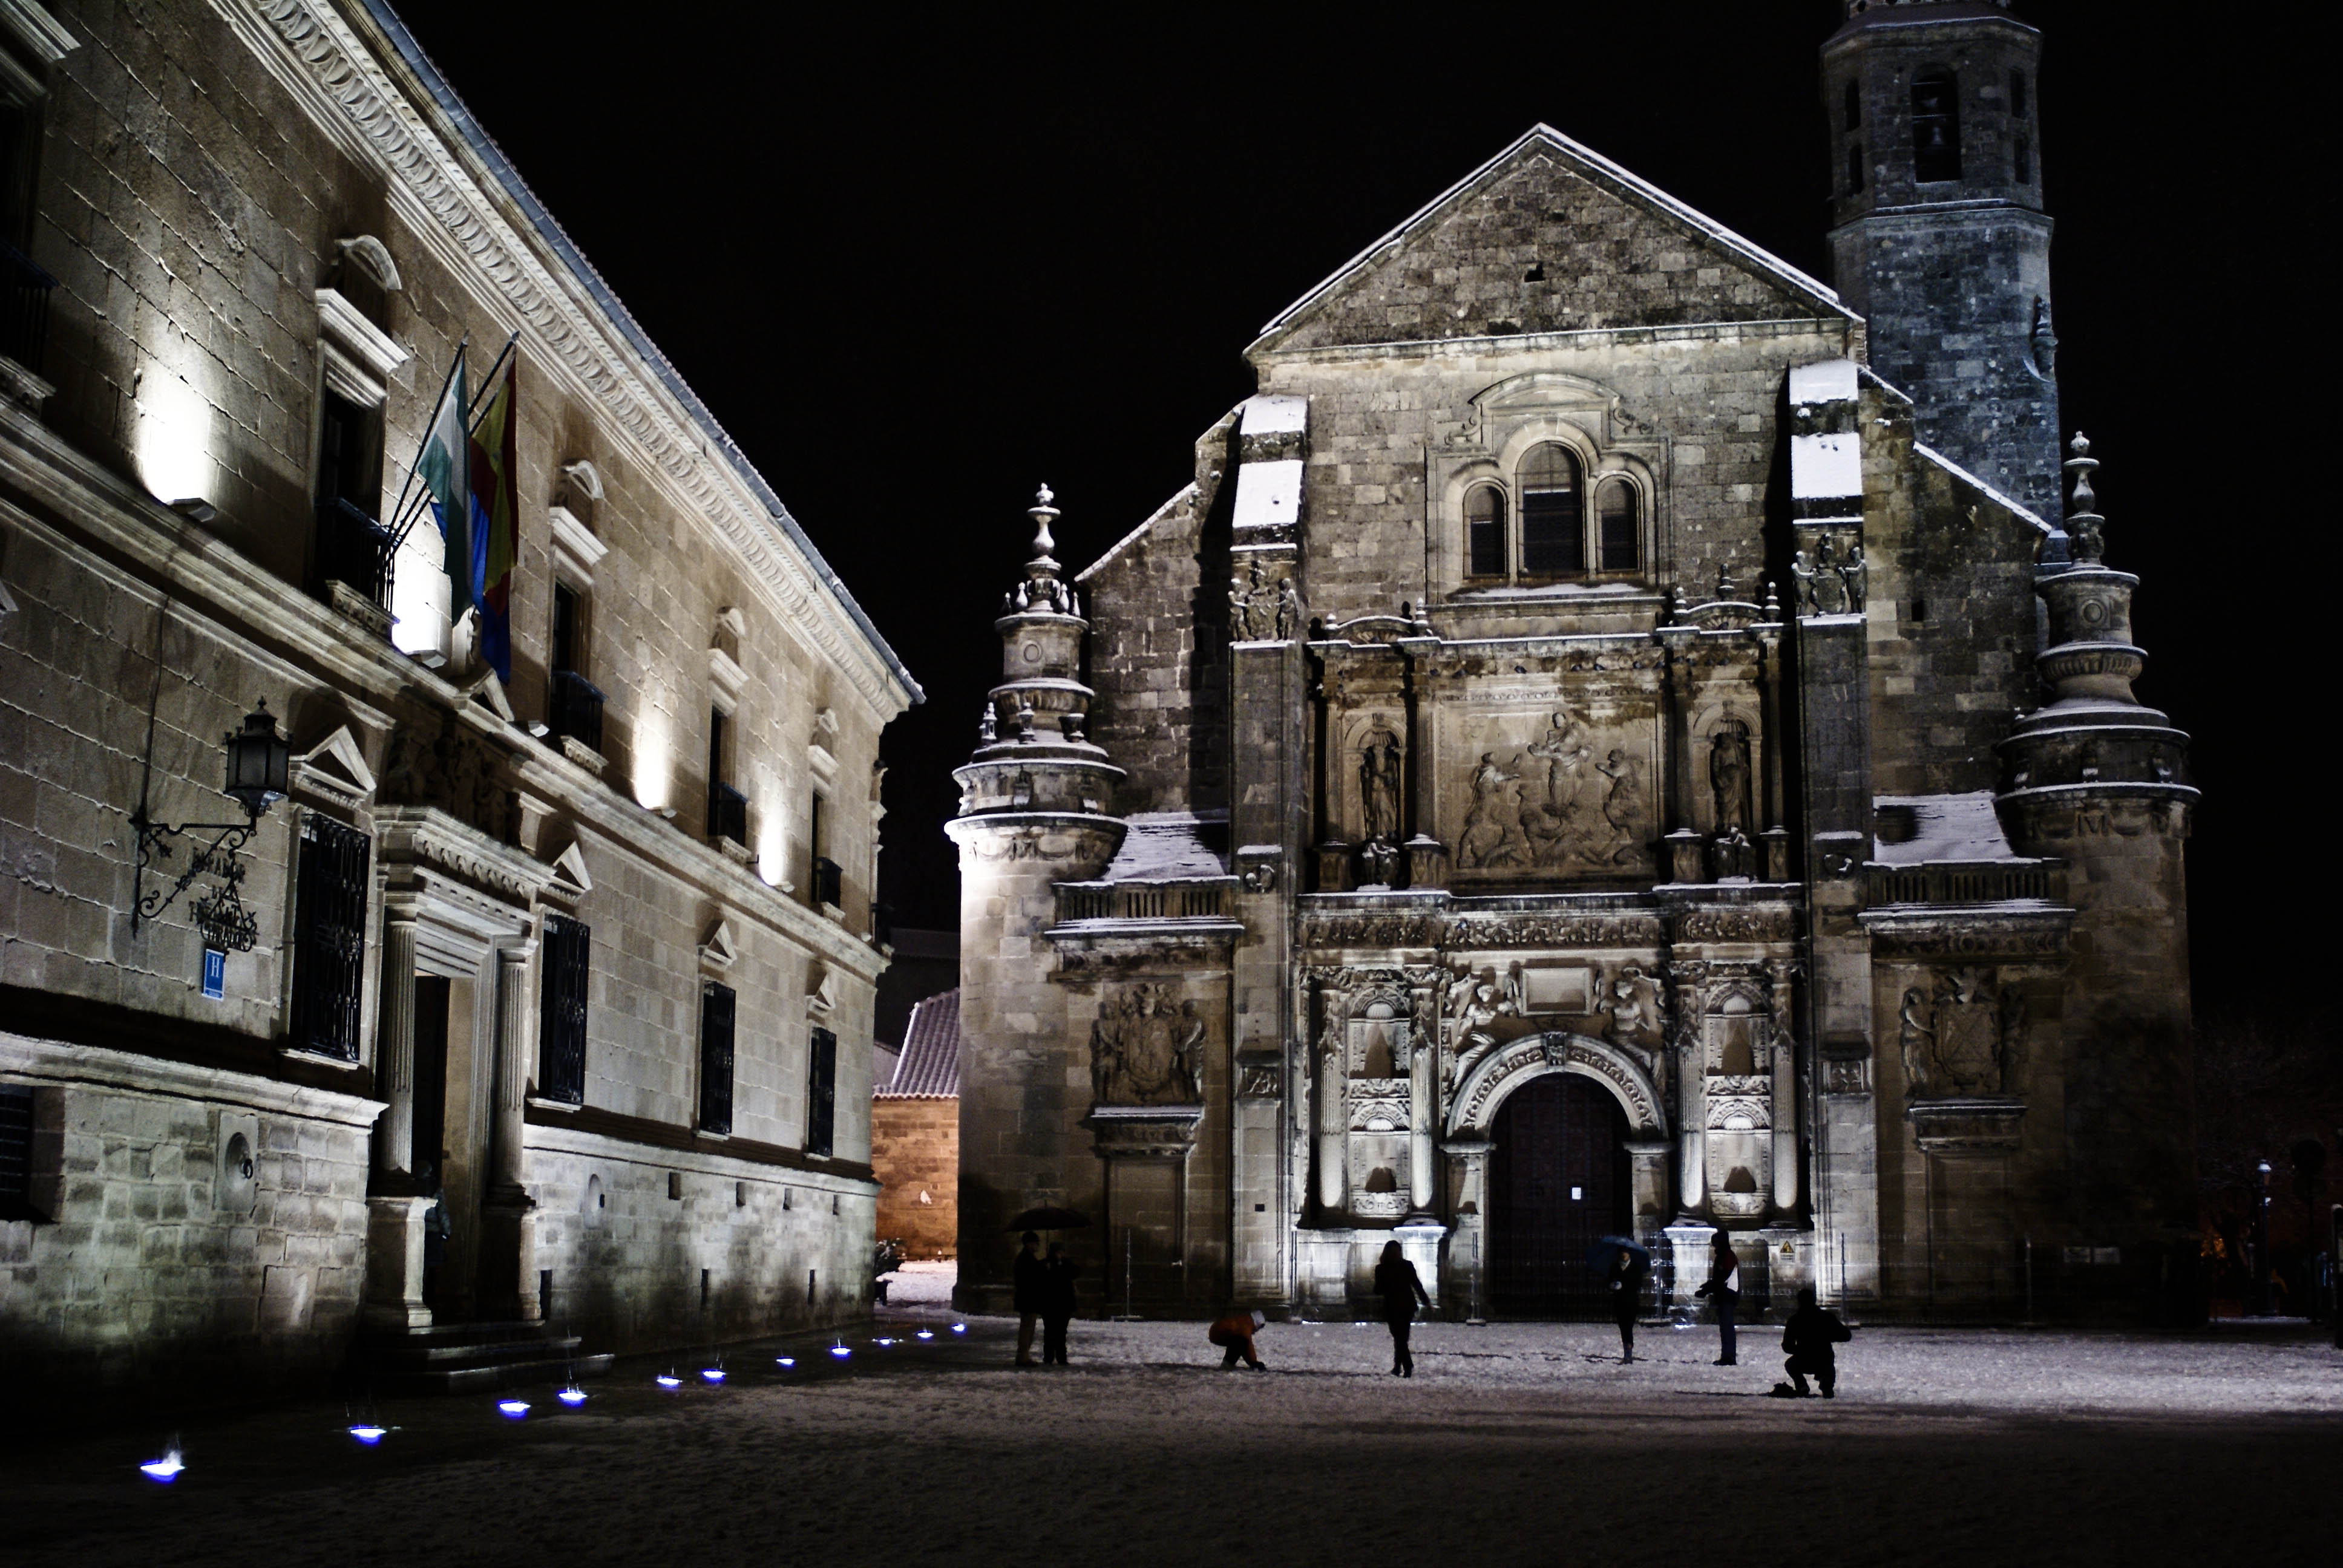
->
[1487,1073,1631,1318]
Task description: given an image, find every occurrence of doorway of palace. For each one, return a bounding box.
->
[1487,1072,1630,1318]
[413,975,451,1312]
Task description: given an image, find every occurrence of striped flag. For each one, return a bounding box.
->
[469,354,519,684]
[416,347,471,616]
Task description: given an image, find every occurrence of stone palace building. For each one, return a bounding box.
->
[0,0,917,1402]
[953,0,2197,1322]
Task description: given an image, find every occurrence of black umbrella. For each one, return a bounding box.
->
[1587,1234,1651,1267]
[1007,1206,1090,1232]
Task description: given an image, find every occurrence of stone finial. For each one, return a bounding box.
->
[978,703,998,745]
[1763,578,1781,619]
[2063,433,2105,565]
[1028,485,1060,562]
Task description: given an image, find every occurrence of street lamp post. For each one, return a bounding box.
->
[2250,1160,2273,1318]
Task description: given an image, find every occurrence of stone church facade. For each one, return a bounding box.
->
[954,1,2197,1322]
[0,1,916,1402]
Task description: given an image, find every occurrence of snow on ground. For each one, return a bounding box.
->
[882,1259,957,1307]
[7,1301,2335,1567]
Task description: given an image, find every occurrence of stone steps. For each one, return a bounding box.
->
[350,1319,616,1395]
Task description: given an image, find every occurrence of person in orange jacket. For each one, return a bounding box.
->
[1208,1308,1268,1370]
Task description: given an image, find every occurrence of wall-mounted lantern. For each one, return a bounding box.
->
[132,699,293,953]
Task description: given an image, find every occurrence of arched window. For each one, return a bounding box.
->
[1912,71,1961,183]
[1843,79,1861,132]
[1596,480,1639,572]
[1518,445,1582,575]
[1847,143,1865,195]
[1466,484,1507,577]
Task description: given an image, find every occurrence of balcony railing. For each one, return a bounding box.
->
[1056,880,1234,924]
[314,497,396,612]
[709,782,747,847]
[811,855,842,909]
[0,241,54,373]
[545,669,605,756]
[1867,861,2057,906]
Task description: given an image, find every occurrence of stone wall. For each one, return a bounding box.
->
[871,1096,957,1260]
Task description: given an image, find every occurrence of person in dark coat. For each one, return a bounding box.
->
[1373,1240,1432,1377]
[1039,1241,1079,1366]
[1607,1245,1651,1364]
[1012,1231,1043,1367]
[1691,1226,1740,1365]
[1208,1308,1268,1370]
[1774,1285,1853,1397]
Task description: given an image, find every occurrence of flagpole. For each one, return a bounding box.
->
[467,330,521,435]
[384,334,468,546]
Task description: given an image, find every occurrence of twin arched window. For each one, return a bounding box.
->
[1911,70,1962,183]
[1465,443,1640,583]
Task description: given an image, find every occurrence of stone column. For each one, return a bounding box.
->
[1442,1137,1490,1321]
[1315,1010,1347,1215]
[1407,1017,1436,1214]
[372,903,420,1179]
[1769,961,1800,1214]
[1675,968,1707,1213]
[480,938,540,1322]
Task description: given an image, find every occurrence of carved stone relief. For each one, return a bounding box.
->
[1792,527,1866,616]
[379,708,514,841]
[1898,968,2028,1098]
[1229,555,1300,642]
[1450,702,1653,876]
[1597,964,1668,1051]
[1089,984,1206,1106]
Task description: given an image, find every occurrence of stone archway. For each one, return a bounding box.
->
[1440,1034,1672,1318]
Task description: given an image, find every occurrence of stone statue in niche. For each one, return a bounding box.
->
[1598,965,1667,1050]
[1358,836,1400,887]
[1711,824,1755,881]
[1457,753,1531,868]
[1090,984,1206,1106]
[1898,968,2028,1097]
[1358,728,1402,843]
[1709,722,1752,834]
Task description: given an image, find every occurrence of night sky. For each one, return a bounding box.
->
[385,1,2316,1021]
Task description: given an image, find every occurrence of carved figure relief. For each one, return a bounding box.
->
[1454,708,1650,874]
[1090,984,1206,1106]
[1457,752,1530,868]
[1358,727,1403,844]
[1709,720,1751,833]
[380,710,514,841]
[1230,555,1294,642]
[1792,531,1867,616]
[1898,968,2028,1097]
[1598,964,1667,1051]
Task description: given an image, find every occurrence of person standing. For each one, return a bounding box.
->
[1040,1241,1079,1367]
[1692,1226,1740,1366]
[1012,1231,1043,1367]
[1775,1284,1853,1397]
[1208,1308,1268,1370]
[1373,1240,1432,1377]
[1608,1245,1651,1364]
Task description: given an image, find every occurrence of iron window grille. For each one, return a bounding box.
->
[806,1027,837,1158]
[812,855,842,909]
[0,240,55,373]
[314,497,397,611]
[709,782,748,847]
[546,669,605,756]
[0,1085,34,1219]
[699,981,736,1136]
[287,812,370,1061]
[539,914,591,1104]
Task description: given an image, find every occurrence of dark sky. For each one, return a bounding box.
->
[387,1,2320,1018]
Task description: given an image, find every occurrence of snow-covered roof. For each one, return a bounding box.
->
[879,988,960,1099]
[1102,812,1230,880]
[1872,792,2020,864]
[1251,123,1844,353]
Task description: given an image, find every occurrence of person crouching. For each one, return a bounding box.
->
[1774,1285,1853,1398]
[1208,1308,1268,1370]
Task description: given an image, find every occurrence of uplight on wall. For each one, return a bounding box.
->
[134,365,215,514]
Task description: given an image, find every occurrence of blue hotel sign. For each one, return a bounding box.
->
[202,947,226,1001]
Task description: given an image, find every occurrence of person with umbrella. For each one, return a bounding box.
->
[1373,1240,1432,1377]
[1040,1240,1080,1366]
[1593,1236,1651,1364]
[1012,1230,1043,1367]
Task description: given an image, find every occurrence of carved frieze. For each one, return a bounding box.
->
[379,708,514,843]
[1449,913,1668,950]
[1301,913,1442,950]
[1675,905,1797,944]
[1864,913,2069,960]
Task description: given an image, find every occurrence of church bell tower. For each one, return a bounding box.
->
[1824,0,2060,517]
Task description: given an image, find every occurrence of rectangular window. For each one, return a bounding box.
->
[1519,488,1584,576]
[314,389,393,607]
[707,708,747,845]
[699,981,736,1136]
[1598,484,1640,572]
[0,1085,33,1217]
[289,812,371,1062]
[538,915,591,1104]
[552,583,580,674]
[810,792,840,906]
[806,1027,837,1158]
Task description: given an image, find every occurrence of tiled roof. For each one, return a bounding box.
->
[880,988,960,1099]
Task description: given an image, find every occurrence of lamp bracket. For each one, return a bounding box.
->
[133,808,263,952]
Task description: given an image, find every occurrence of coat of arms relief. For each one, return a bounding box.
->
[1898,968,2028,1098]
[1089,984,1207,1106]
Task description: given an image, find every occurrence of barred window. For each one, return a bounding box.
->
[0,1085,33,1217]
[1466,484,1506,577]
[1596,480,1640,572]
[699,982,736,1136]
[539,915,591,1104]
[1518,444,1583,577]
[289,812,370,1061]
[806,1027,837,1158]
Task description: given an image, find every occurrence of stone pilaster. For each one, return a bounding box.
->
[480,938,539,1322]
[372,903,420,1180]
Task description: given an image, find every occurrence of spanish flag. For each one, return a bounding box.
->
[469,355,519,684]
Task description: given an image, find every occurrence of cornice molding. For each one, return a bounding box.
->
[223,0,916,720]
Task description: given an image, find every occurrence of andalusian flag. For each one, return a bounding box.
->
[417,347,470,614]
[469,354,519,684]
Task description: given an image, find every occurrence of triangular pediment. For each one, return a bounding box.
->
[291,724,377,809]
[1253,125,1848,356]
[545,840,592,905]
[464,668,516,724]
[699,916,740,974]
